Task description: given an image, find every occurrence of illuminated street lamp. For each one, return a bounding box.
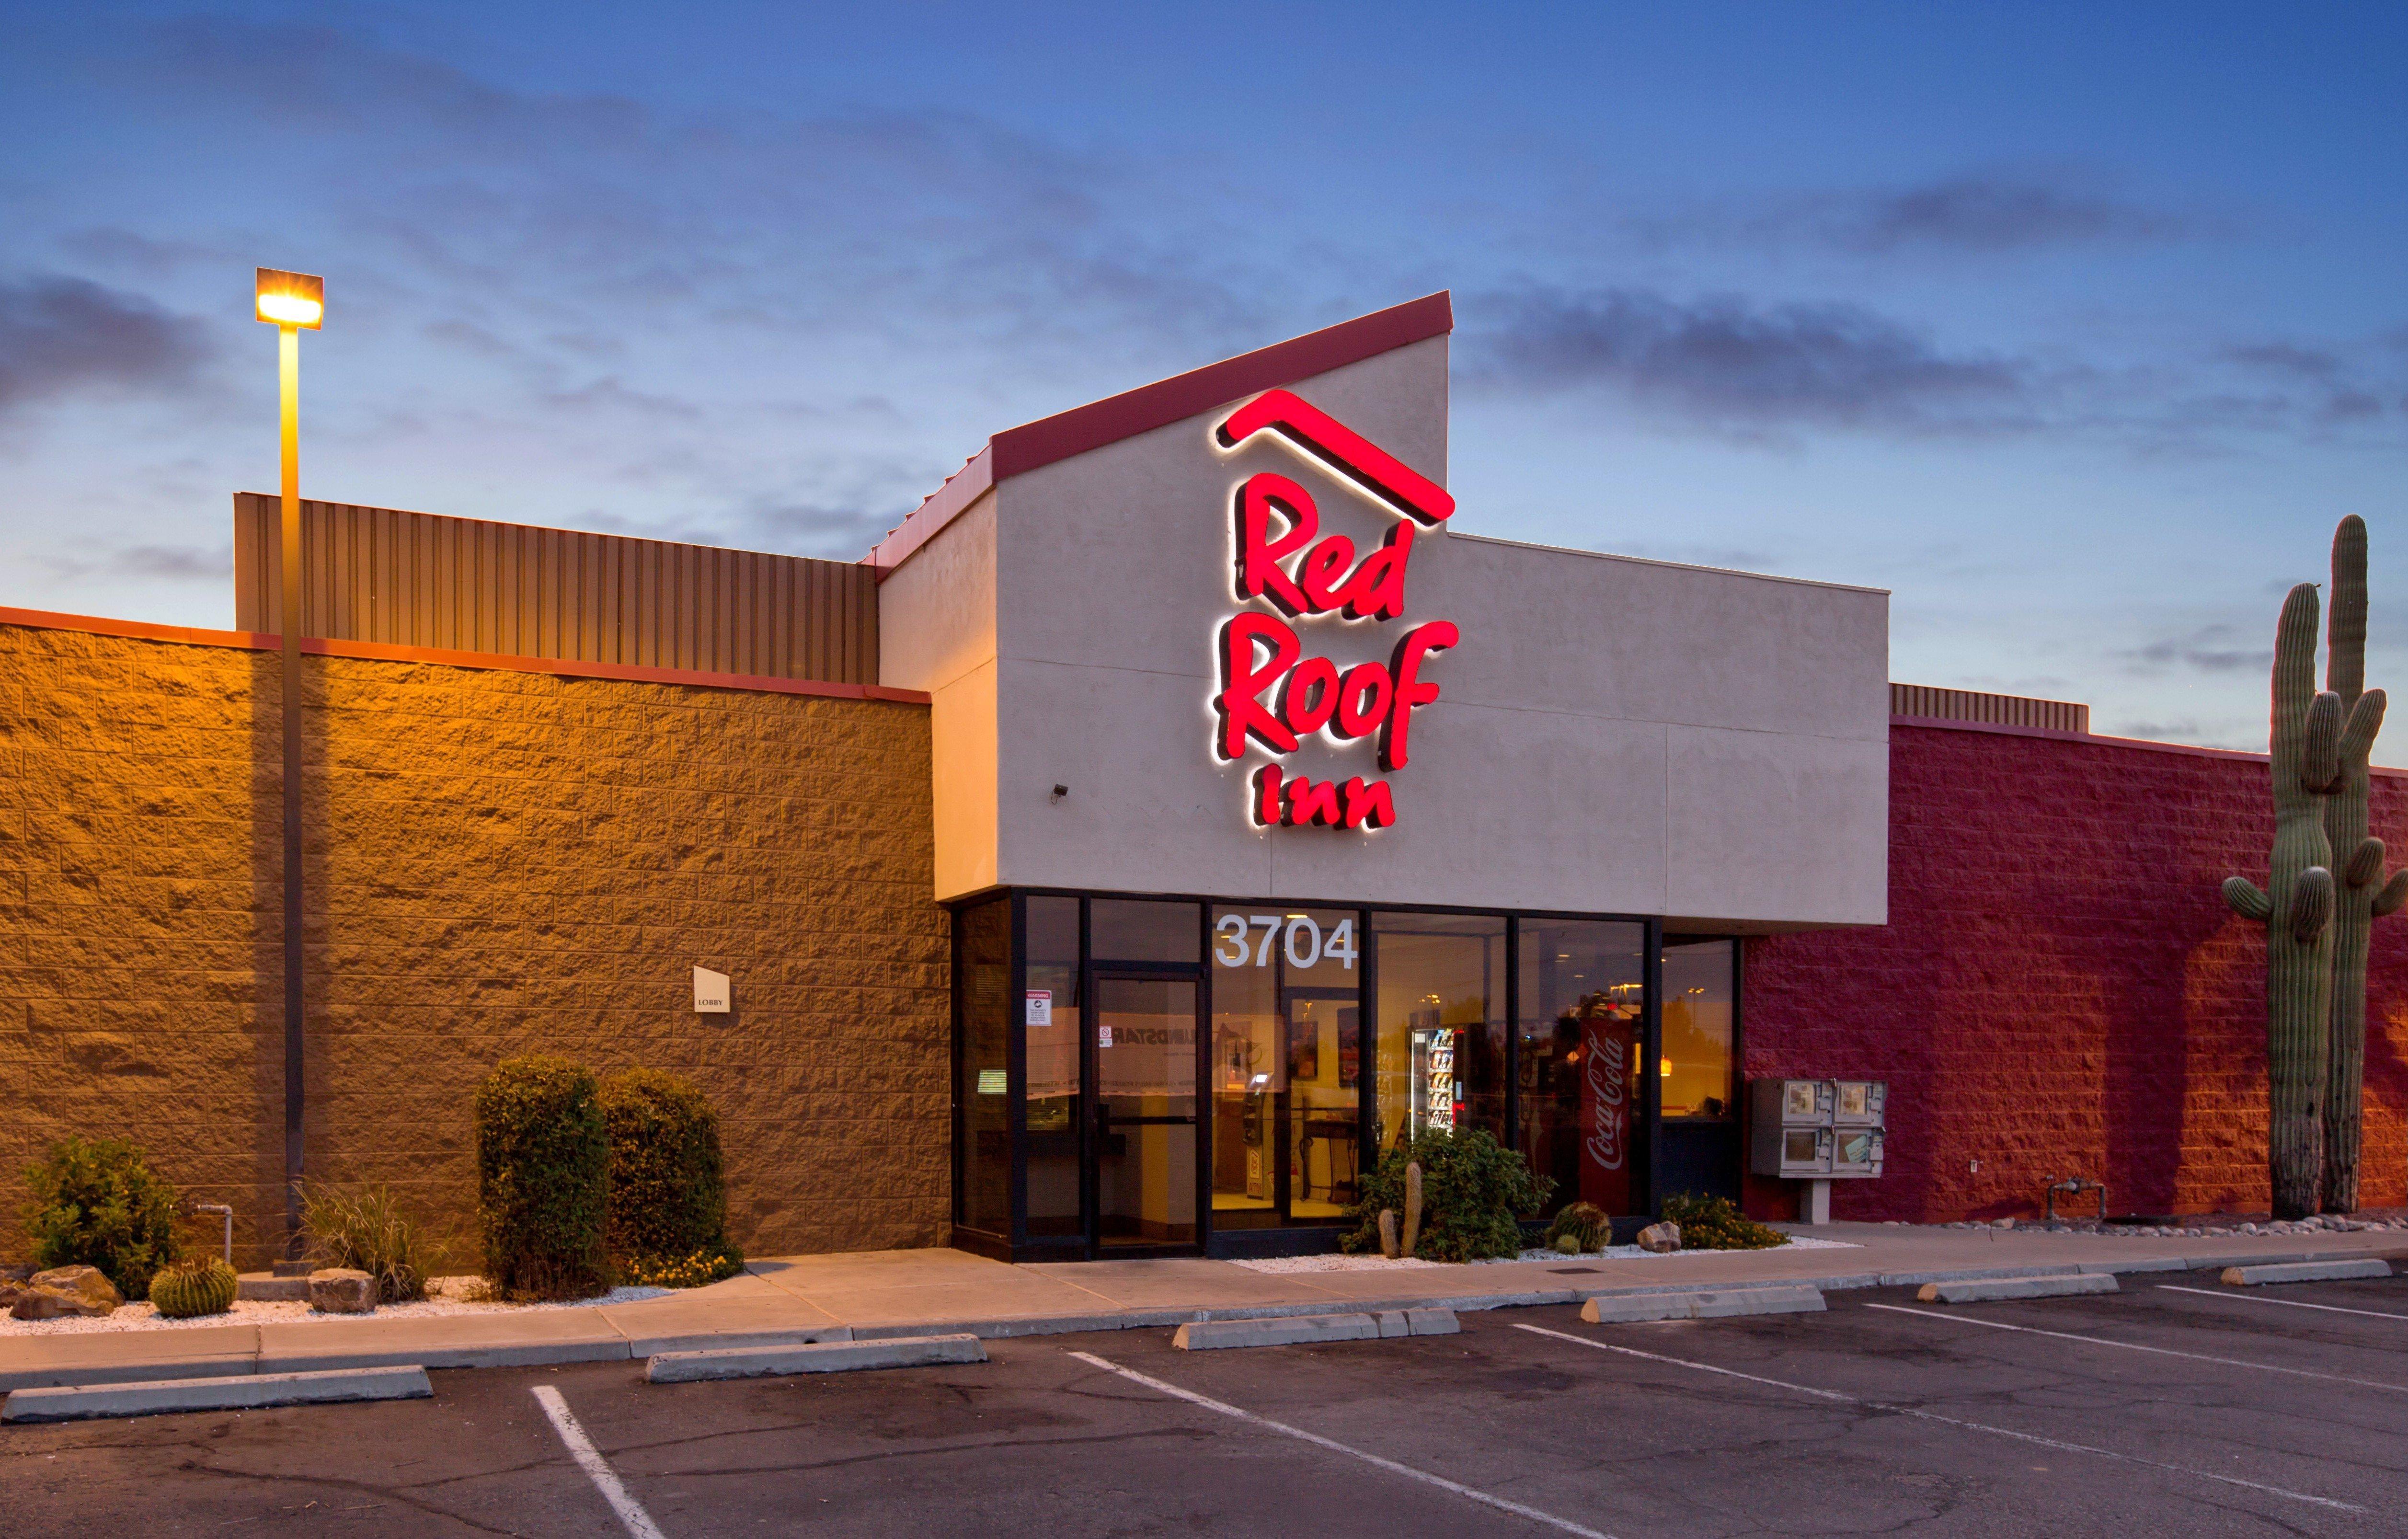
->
[255,267,321,1260]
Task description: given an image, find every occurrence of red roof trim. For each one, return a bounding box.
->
[867,292,1454,577]
[867,446,992,581]
[0,607,930,706]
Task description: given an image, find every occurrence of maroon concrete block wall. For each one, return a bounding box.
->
[1744,722,2408,1222]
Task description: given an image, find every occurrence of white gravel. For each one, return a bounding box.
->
[0,1277,672,1337]
[1230,1234,1858,1273]
[1229,1253,1452,1274]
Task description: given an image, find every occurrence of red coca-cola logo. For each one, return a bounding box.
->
[1212,390,1460,830]
[1584,1022,1627,1173]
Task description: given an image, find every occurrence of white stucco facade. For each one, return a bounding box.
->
[879,320,1890,931]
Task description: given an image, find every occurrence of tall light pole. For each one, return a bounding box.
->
[256,267,322,1261]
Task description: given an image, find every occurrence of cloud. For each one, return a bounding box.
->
[113,545,228,581]
[1466,286,2029,434]
[2122,624,2265,676]
[1832,172,2196,253]
[1629,167,2203,257]
[0,275,213,418]
[115,16,1282,373]
[1465,286,2405,451]
[538,378,702,420]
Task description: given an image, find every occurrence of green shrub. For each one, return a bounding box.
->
[599,1068,742,1286]
[1663,1191,1790,1251]
[151,1257,238,1318]
[1342,1129,1554,1262]
[305,1183,442,1303]
[21,1136,184,1300]
[475,1055,611,1300]
[1543,1201,1612,1253]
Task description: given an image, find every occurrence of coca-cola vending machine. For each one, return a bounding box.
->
[1575,992,1644,1216]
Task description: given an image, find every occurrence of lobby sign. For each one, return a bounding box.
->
[1210,390,1459,830]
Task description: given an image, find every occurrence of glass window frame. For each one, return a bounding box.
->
[1659,937,1741,1123]
[951,887,1711,1260]
[1208,902,1368,1230]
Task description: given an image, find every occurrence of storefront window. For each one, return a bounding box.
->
[1025,896,1082,1237]
[1516,919,1646,1217]
[1092,898,1200,963]
[956,898,1011,1235]
[1373,913,1505,1152]
[1209,905,1362,1227]
[1662,940,1735,1119]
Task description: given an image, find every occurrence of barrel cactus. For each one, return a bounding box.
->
[2317,517,2408,1212]
[1544,1200,1612,1254]
[150,1258,238,1319]
[2223,582,2356,1218]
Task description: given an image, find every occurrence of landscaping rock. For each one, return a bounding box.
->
[1635,1222,1681,1254]
[307,1269,376,1314]
[30,1266,123,1310]
[0,1263,33,1284]
[11,1286,115,1321]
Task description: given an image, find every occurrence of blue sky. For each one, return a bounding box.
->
[3,1,2404,747]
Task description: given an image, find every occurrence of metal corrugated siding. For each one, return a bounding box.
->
[234,494,878,686]
[1891,682,2089,735]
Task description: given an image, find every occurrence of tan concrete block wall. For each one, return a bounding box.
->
[0,622,947,1271]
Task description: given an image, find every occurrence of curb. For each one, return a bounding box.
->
[256,1338,630,1375]
[1917,1273,2119,1303]
[646,1333,986,1382]
[0,1353,262,1394]
[1581,1286,1825,1323]
[2,1366,432,1424]
[18,1244,2408,1386]
[2220,1258,2394,1286]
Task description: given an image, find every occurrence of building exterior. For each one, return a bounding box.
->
[869,295,1888,1258]
[0,292,2397,1271]
[1745,712,2408,1224]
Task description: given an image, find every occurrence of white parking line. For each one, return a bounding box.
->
[1861,1302,2408,1394]
[531,1384,669,1539]
[1513,1323,2363,1514]
[1065,1350,1614,1538]
[2157,1284,2408,1322]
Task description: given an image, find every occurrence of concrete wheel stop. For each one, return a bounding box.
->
[646,1332,987,1382]
[1579,1287,1824,1323]
[1916,1273,2119,1303]
[2220,1258,2394,1286]
[3,1366,433,1423]
[1171,1309,1460,1350]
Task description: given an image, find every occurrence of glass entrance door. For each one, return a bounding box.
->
[1092,976,1199,1250]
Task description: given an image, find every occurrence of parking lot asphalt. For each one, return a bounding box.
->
[6,1275,2406,1538]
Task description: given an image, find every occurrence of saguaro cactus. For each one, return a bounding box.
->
[2319,516,2408,1212]
[2223,583,2343,1219]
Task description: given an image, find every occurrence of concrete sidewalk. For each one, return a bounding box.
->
[5,1222,2401,1392]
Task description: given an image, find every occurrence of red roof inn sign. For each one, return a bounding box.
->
[1211,389,1458,832]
